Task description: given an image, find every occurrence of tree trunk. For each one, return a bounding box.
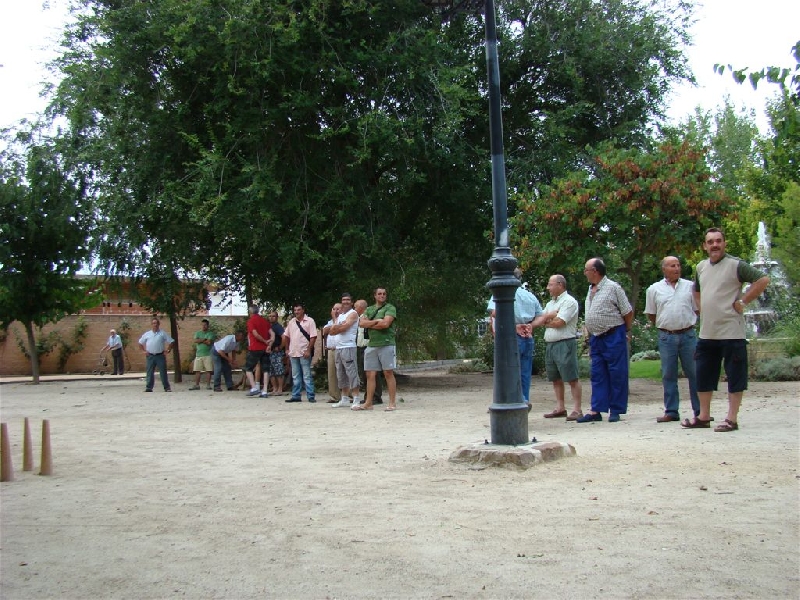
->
[170,313,182,383]
[25,321,41,384]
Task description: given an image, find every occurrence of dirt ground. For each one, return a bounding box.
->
[0,370,798,600]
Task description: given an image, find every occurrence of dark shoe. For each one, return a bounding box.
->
[608,413,620,423]
[373,398,383,404]
[657,414,679,423]
[681,417,711,429]
[285,397,302,403]
[227,387,235,391]
[576,412,602,423]
[144,389,153,393]
[308,398,316,403]
[164,388,172,392]
[213,387,223,392]
[544,409,568,419]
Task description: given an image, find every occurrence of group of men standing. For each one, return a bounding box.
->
[498,227,769,433]
[174,287,399,411]
[322,288,398,411]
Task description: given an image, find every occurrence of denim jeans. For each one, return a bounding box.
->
[658,329,700,417]
[290,356,315,401]
[212,348,233,389]
[517,335,533,404]
[145,353,170,391]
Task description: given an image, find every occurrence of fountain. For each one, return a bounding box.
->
[743,222,782,335]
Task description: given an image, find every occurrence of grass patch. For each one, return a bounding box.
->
[628,359,662,380]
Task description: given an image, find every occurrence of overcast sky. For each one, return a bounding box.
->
[1,0,798,133]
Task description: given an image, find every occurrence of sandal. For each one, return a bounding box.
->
[544,409,568,418]
[681,417,711,429]
[351,404,373,411]
[714,419,738,432]
[385,406,397,412]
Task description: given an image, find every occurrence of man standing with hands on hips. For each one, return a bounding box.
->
[138,318,174,393]
[645,256,700,423]
[682,228,769,432]
[578,258,633,423]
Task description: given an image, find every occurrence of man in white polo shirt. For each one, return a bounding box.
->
[645,256,700,423]
[540,274,583,421]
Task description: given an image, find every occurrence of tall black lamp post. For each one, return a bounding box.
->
[423,0,528,444]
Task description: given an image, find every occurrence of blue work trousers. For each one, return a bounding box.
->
[589,325,629,415]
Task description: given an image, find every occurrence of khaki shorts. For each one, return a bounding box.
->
[193,355,213,373]
[545,338,579,382]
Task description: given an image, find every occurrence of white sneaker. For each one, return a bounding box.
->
[333,398,351,408]
[350,400,361,410]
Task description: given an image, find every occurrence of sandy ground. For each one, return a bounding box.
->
[0,370,798,600]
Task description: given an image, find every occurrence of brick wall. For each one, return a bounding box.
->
[0,315,244,377]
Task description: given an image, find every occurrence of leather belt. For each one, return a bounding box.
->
[148,352,164,355]
[594,325,622,338]
[658,326,693,335]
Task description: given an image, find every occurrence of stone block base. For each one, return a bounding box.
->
[449,440,576,469]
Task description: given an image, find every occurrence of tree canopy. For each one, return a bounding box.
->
[0,132,97,382]
[39,0,695,353]
[510,137,731,312]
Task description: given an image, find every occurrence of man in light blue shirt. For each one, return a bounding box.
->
[212,331,245,392]
[138,318,174,393]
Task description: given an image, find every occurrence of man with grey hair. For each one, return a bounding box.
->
[645,256,700,423]
[540,274,583,421]
[578,258,633,423]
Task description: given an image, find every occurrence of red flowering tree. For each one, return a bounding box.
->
[511,139,733,312]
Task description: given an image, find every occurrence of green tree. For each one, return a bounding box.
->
[0,134,96,383]
[676,99,763,259]
[46,0,695,356]
[511,138,731,312]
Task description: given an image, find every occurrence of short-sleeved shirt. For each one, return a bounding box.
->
[543,291,580,343]
[270,323,285,351]
[486,287,543,339]
[194,330,215,357]
[644,278,698,331]
[214,334,239,354]
[139,329,174,353]
[694,254,767,340]
[366,303,397,347]
[325,319,339,350]
[584,277,632,336]
[247,314,271,352]
[284,315,318,357]
[107,334,123,351]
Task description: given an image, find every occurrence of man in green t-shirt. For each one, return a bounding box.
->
[190,319,216,390]
[354,287,398,411]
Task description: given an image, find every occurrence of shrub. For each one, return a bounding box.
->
[631,350,660,362]
[630,318,659,355]
[750,357,800,381]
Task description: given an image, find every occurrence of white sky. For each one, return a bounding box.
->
[1,0,798,133]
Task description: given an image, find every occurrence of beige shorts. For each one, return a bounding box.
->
[193,355,213,373]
